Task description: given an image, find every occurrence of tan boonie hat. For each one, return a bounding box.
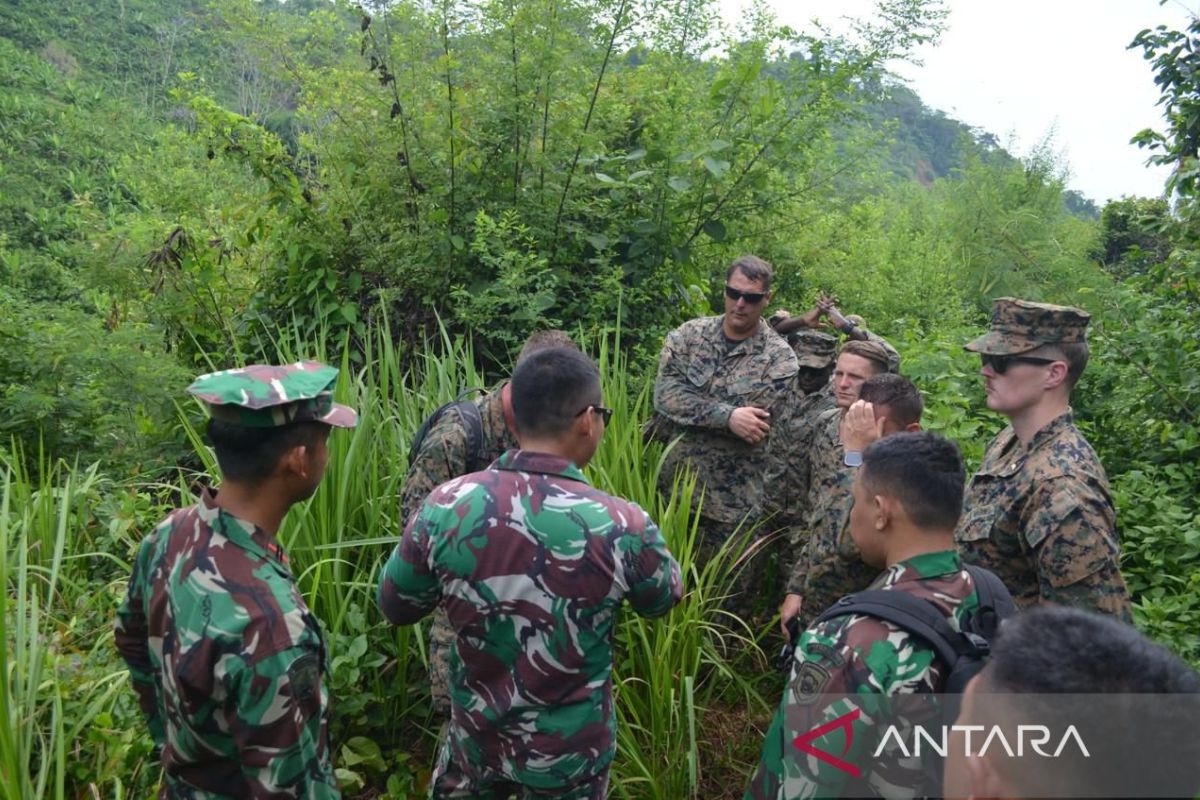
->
[788,329,838,368]
[187,361,358,428]
[964,297,1091,356]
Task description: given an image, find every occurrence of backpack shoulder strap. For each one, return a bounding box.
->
[813,590,968,669]
[453,396,486,473]
[961,563,1017,637]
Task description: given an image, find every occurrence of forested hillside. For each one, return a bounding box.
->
[1,0,1197,796]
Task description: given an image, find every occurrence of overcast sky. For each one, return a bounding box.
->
[719,0,1198,205]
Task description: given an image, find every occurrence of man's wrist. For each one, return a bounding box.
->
[843,449,863,467]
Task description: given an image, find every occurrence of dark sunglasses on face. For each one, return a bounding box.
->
[575,405,613,425]
[981,354,1058,374]
[725,285,767,304]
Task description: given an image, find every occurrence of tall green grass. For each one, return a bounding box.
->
[1,323,768,797]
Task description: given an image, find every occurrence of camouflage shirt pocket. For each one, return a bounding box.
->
[956,501,1000,544]
[686,359,715,389]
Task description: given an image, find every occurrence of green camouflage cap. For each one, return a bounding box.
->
[187,361,358,428]
[965,297,1091,356]
[787,329,838,368]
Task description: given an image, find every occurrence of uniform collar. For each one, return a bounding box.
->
[1025,408,1075,449]
[494,449,590,484]
[994,407,1076,465]
[887,549,962,582]
[197,486,291,567]
[714,315,769,354]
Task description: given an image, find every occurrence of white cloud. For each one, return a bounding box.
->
[718,0,1198,203]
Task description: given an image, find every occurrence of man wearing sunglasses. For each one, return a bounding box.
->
[650,255,799,612]
[956,297,1132,620]
[379,347,682,798]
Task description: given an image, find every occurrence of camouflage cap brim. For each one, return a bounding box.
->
[190,360,359,428]
[963,330,1041,356]
[318,401,358,428]
[965,297,1091,355]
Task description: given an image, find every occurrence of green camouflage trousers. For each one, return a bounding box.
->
[431,738,610,799]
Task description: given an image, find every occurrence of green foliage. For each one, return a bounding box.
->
[0,291,191,476]
[1131,13,1200,212]
[1095,195,1172,279]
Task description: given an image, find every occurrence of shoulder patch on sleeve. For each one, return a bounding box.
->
[792,661,832,706]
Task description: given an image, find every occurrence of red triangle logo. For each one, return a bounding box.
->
[791,707,863,778]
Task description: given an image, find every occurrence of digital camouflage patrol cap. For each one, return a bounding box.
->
[187,361,358,428]
[788,329,838,368]
[964,297,1091,356]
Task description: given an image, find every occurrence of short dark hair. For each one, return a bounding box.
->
[516,329,578,365]
[206,419,327,484]
[860,431,963,531]
[511,347,601,438]
[984,605,1200,695]
[1038,340,1089,390]
[977,606,1200,798]
[726,255,774,291]
[859,373,923,427]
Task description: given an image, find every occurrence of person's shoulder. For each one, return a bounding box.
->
[1029,417,1107,481]
[755,322,800,358]
[669,315,722,339]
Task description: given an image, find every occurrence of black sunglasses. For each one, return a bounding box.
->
[575,405,613,425]
[981,354,1058,374]
[725,285,767,304]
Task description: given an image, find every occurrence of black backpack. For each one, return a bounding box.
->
[407,388,488,473]
[811,563,1016,694]
[810,564,1016,795]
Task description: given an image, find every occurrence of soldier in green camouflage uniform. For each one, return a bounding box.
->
[400,330,576,717]
[649,256,798,610]
[115,361,357,798]
[780,343,911,631]
[956,298,1133,620]
[749,432,981,799]
[379,348,682,798]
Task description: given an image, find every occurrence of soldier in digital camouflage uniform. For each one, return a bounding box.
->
[779,342,910,632]
[399,330,576,718]
[955,297,1133,621]
[749,432,982,799]
[649,255,798,611]
[379,347,682,799]
[115,361,357,798]
[761,327,837,585]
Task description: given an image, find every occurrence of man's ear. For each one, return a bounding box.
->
[873,493,892,531]
[905,421,922,433]
[283,444,310,480]
[966,749,1013,800]
[1044,360,1070,390]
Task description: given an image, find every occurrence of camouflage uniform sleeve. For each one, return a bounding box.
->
[377,509,441,625]
[746,616,938,799]
[745,621,884,799]
[398,416,470,528]
[653,328,736,430]
[1026,478,1133,622]
[113,531,166,747]
[621,511,684,618]
[226,644,340,798]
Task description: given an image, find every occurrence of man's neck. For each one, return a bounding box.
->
[722,318,755,342]
[214,480,290,536]
[885,528,956,568]
[515,439,584,467]
[1008,396,1070,444]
